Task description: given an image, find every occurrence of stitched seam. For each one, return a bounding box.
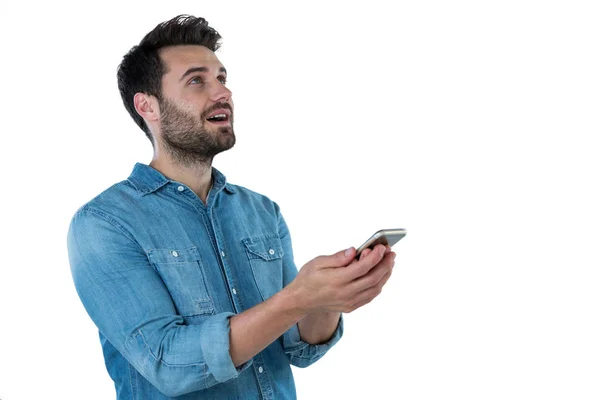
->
[134,329,209,368]
[291,353,324,362]
[284,343,309,355]
[127,176,169,195]
[177,190,206,214]
[242,236,283,260]
[128,362,137,399]
[77,207,143,251]
[147,180,169,194]
[242,234,280,245]
[212,209,245,310]
[146,246,200,263]
[203,362,208,389]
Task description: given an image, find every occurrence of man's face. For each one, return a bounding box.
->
[157,45,235,164]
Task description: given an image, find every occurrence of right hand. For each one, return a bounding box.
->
[288,244,396,314]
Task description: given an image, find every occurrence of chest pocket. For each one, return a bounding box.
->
[243,236,284,301]
[147,247,215,317]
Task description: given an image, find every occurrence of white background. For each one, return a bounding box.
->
[1,1,599,399]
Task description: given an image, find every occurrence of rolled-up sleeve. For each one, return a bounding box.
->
[275,204,344,368]
[282,315,343,367]
[199,312,250,382]
[67,207,250,397]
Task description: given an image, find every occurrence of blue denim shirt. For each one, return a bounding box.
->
[67,163,343,399]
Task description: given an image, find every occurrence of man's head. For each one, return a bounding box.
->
[117,15,235,164]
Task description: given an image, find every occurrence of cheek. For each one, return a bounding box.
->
[180,98,208,115]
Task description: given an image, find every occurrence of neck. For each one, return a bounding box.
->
[149,156,213,203]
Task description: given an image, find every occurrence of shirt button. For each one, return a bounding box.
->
[258,366,264,373]
[177,186,185,192]
[268,249,275,255]
[171,250,179,257]
[232,288,237,295]
[221,251,226,257]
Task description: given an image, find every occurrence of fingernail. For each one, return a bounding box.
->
[345,247,353,257]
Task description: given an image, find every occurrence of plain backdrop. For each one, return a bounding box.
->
[1,1,599,399]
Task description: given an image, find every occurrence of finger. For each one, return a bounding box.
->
[388,251,396,266]
[359,248,372,261]
[346,284,382,312]
[347,268,393,312]
[376,265,394,288]
[349,252,395,291]
[313,247,356,269]
[343,244,387,280]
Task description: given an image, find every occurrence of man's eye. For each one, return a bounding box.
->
[190,77,203,85]
[218,76,227,85]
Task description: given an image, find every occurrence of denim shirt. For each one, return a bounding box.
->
[67,163,343,399]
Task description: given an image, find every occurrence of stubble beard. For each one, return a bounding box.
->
[158,99,235,166]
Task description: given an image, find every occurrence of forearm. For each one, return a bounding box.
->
[229,285,307,367]
[297,311,341,344]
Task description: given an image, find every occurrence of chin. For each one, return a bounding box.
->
[219,127,235,143]
[221,136,236,151]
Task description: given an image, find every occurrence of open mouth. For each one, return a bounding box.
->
[206,109,231,125]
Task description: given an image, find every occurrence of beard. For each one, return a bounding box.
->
[158,98,235,166]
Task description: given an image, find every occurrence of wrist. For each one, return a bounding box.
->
[276,282,312,320]
[302,310,340,324]
[298,311,341,344]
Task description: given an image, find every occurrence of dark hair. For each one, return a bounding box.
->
[117,15,222,142]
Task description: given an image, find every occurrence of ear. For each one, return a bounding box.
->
[133,92,160,123]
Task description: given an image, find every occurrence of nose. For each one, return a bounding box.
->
[211,79,232,103]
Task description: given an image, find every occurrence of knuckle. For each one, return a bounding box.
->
[365,261,378,275]
[358,260,370,273]
[364,275,377,287]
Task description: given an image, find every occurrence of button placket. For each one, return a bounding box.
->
[253,353,273,399]
[209,208,244,313]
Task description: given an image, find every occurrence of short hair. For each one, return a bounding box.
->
[117,15,222,142]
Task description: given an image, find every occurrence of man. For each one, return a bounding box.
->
[67,15,396,399]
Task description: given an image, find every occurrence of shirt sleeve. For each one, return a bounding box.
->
[275,204,344,368]
[67,207,251,397]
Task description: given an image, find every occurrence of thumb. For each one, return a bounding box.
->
[311,247,355,268]
[330,247,356,266]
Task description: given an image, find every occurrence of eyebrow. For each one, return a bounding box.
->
[179,66,227,82]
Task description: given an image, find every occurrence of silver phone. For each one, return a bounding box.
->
[355,228,407,258]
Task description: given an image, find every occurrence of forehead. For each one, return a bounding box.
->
[159,45,224,75]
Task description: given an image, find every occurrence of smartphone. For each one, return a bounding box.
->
[355,228,407,258]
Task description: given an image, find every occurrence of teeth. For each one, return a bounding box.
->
[211,114,226,119]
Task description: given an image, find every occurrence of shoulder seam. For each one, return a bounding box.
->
[76,206,141,250]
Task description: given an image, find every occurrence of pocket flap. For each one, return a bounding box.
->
[243,237,283,261]
[147,247,200,264]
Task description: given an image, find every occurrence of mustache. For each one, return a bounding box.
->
[201,102,233,120]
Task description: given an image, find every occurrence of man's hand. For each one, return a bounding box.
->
[228,244,395,366]
[288,244,396,314]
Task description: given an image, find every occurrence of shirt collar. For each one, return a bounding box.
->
[127,162,236,196]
